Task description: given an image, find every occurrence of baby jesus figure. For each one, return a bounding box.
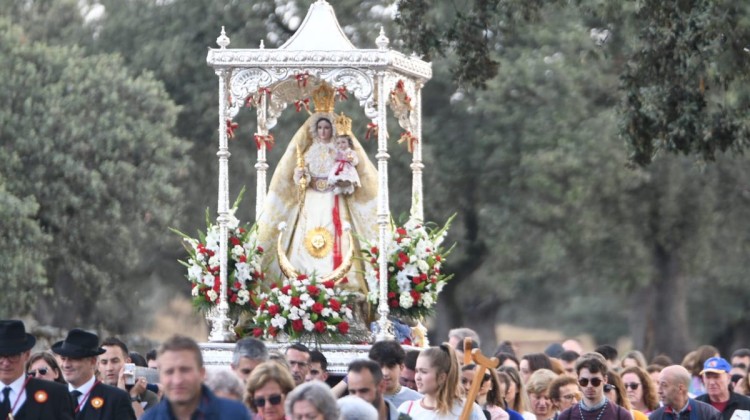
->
[327,135,361,195]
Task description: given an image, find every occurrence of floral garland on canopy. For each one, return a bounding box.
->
[361,215,455,321]
[251,274,354,342]
[173,189,264,318]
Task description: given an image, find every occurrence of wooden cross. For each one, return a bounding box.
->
[460,338,499,420]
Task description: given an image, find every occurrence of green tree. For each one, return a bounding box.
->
[0,18,191,330]
[0,175,50,316]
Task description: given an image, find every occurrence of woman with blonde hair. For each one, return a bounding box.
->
[525,369,558,420]
[245,362,296,420]
[398,344,485,419]
[498,366,534,420]
[620,366,659,414]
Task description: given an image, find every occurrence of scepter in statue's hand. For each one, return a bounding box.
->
[295,142,307,206]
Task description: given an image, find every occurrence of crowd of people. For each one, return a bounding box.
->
[2,321,750,420]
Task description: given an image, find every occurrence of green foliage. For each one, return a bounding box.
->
[0,17,191,330]
[0,175,50,316]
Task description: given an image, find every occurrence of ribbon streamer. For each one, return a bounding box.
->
[226,119,239,139]
[295,72,310,88]
[258,87,272,99]
[365,123,378,140]
[254,133,275,151]
[398,131,418,153]
[336,86,348,101]
[294,98,310,113]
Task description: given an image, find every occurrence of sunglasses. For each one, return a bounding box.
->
[28,368,49,377]
[578,377,603,387]
[623,382,640,390]
[254,394,283,408]
[603,384,615,393]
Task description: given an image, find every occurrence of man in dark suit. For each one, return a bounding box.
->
[0,319,75,420]
[52,328,136,420]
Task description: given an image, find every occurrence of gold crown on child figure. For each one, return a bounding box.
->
[334,112,353,137]
[311,82,336,113]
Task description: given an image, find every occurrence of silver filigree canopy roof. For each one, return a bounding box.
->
[206,0,432,123]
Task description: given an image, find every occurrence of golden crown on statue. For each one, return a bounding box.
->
[312,82,336,113]
[334,112,353,136]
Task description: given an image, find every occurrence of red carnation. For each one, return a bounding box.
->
[229,293,238,303]
[370,257,377,265]
[396,228,407,236]
[389,299,399,308]
[314,321,327,333]
[238,228,246,234]
[312,303,324,314]
[387,292,396,299]
[239,255,247,263]
[268,326,278,337]
[268,304,280,316]
[370,246,379,254]
[435,255,442,262]
[253,328,263,337]
[329,299,341,312]
[338,322,350,334]
[412,276,422,285]
[292,319,304,332]
[281,285,292,295]
[307,285,320,296]
[257,246,264,253]
[290,296,302,307]
[233,281,242,290]
[230,236,241,246]
[410,290,421,303]
[322,280,335,289]
[297,274,308,280]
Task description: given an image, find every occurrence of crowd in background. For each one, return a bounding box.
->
[3,320,750,420]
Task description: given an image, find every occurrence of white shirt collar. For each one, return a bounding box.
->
[1,373,28,414]
[69,375,97,404]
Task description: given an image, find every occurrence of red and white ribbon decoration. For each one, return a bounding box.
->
[398,131,418,153]
[258,87,272,99]
[226,119,239,139]
[336,86,348,101]
[295,72,310,88]
[365,123,378,140]
[254,133,275,151]
[294,98,310,113]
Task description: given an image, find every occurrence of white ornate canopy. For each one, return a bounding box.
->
[205,0,432,342]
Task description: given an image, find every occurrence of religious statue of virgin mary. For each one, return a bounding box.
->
[257,82,378,313]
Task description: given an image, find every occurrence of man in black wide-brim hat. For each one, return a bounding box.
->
[52,328,135,420]
[0,319,75,419]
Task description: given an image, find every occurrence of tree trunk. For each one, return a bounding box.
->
[628,284,656,359]
[647,244,691,361]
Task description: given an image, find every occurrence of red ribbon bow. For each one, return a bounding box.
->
[365,123,378,140]
[258,87,272,98]
[398,131,418,153]
[254,133,275,151]
[295,72,310,88]
[294,98,310,113]
[226,119,239,139]
[244,95,255,108]
[336,86,348,101]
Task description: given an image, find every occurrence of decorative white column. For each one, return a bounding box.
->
[208,28,235,342]
[375,28,394,341]
[255,92,269,220]
[410,82,424,222]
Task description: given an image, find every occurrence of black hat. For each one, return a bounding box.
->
[0,320,36,355]
[51,329,105,358]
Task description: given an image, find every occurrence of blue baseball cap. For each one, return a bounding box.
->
[701,356,731,375]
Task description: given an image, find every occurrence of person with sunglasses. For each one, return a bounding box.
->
[142,335,251,420]
[557,352,632,420]
[245,361,296,420]
[620,367,659,415]
[604,371,647,420]
[25,351,67,384]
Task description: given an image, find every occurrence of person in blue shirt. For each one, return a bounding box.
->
[142,335,251,420]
